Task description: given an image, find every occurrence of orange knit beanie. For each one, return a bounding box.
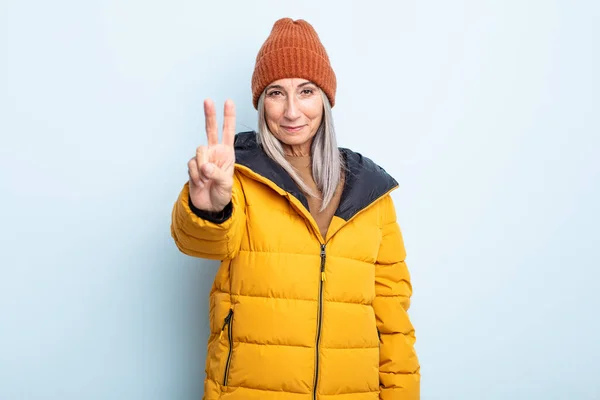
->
[251,18,337,109]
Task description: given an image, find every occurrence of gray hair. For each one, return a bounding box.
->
[257,89,343,212]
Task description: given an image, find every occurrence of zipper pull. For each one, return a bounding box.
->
[220,308,234,339]
[320,244,326,281]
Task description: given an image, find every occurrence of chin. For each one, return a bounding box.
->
[282,133,310,142]
[278,128,316,144]
[279,134,314,148]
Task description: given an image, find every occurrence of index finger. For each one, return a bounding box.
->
[222,99,236,147]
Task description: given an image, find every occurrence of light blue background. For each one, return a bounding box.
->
[1,1,599,399]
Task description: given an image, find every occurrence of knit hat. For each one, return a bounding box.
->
[251,18,337,109]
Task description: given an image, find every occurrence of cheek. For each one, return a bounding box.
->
[302,99,324,122]
[264,104,282,124]
[307,107,324,123]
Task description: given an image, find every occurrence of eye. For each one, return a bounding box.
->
[267,90,283,97]
[301,88,315,95]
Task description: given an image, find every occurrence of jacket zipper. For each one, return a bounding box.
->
[221,308,234,386]
[313,244,326,400]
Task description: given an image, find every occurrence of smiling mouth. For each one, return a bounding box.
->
[281,125,305,132]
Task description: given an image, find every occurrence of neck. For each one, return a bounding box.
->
[282,142,312,157]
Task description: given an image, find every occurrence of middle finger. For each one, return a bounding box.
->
[204,98,218,146]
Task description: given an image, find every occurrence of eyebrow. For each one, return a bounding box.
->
[265,81,317,91]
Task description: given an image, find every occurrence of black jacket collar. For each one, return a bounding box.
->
[234,131,398,221]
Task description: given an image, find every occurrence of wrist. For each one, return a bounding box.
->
[188,195,233,224]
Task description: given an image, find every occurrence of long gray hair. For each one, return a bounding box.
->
[257,89,343,212]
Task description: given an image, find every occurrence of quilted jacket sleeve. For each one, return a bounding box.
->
[170,173,246,260]
[374,195,420,399]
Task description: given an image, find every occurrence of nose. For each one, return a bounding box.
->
[283,94,301,120]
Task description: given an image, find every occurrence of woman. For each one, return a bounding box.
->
[171,18,420,400]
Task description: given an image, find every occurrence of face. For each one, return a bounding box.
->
[263,78,324,155]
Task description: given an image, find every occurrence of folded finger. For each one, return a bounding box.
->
[188,157,203,187]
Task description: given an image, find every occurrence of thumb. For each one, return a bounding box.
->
[201,163,215,178]
[202,163,229,185]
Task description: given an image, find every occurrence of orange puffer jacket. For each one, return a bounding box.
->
[171,132,420,400]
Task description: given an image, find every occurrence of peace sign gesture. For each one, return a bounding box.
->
[188,99,236,213]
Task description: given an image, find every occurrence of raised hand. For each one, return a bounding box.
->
[188,99,236,213]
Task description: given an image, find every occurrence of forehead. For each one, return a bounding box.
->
[268,78,315,88]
